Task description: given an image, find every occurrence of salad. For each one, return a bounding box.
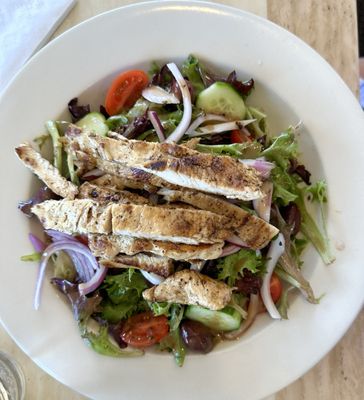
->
[15,55,334,366]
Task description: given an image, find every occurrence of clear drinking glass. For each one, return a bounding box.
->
[0,352,25,400]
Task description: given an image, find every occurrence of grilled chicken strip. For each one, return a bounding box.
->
[88,234,224,260]
[78,182,149,204]
[73,149,169,193]
[142,270,232,310]
[111,203,229,244]
[100,253,174,278]
[159,188,279,249]
[66,132,263,200]
[15,144,78,199]
[32,199,230,244]
[32,199,112,234]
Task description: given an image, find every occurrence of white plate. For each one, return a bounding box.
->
[1,2,364,399]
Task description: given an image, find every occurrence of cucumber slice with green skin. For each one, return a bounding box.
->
[196,82,246,120]
[76,112,109,136]
[185,305,242,331]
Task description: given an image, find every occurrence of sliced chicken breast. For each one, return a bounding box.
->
[111,203,230,244]
[32,199,231,244]
[159,188,279,249]
[15,143,78,199]
[142,270,232,310]
[100,253,174,278]
[88,234,224,260]
[66,132,263,200]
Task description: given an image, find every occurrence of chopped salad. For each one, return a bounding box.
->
[16,55,334,366]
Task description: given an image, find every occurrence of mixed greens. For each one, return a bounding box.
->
[18,55,334,367]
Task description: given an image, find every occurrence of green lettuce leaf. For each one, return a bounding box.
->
[270,167,298,205]
[181,55,205,96]
[155,303,186,366]
[263,129,334,264]
[82,325,143,357]
[276,285,293,319]
[169,304,184,332]
[261,128,298,168]
[149,302,171,316]
[148,61,160,77]
[159,328,186,367]
[218,249,264,286]
[245,107,268,137]
[20,252,41,262]
[100,269,148,323]
[195,141,262,158]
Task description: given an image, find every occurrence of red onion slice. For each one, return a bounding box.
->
[187,119,255,137]
[148,111,165,142]
[164,63,192,143]
[79,265,107,296]
[142,85,180,104]
[29,233,46,253]
[34,240,101,310]
[239,158,275,179]
[260,233,285,319]
[46,230,94,281]
[140,270,165,285]
[252,181,273,222]
[226,234,248,248]
[220,244,241,257]
[184,113,228,136]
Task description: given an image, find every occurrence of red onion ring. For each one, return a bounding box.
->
[239,158,275,179]
[148,111,165,142]
[188,119,255,137]
[28,233,46,253]
[142,85,180,104]
[184,113,227,136]
[34,240,101,310]
[226,234,248,248]
[260,233,285,319]
[79,265,107,296]
[164,63,192,143]
[140,270,165,285]
[46,230,93,281]
[220,244,241,257]
[252,181,273,222]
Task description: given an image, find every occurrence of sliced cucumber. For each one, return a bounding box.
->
[196,82,246,120]
[185,305,241,332]
[76,112,109,136]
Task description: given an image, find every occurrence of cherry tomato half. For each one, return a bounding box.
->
[121,312,169,348]
[105,70,149,115]
[230,129,252,143]
[270,273,283,303]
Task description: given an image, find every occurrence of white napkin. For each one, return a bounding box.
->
[0,0,76,93]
